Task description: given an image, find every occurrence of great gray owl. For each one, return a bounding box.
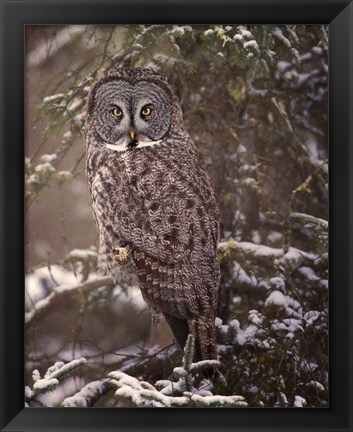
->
[85,66,220,361]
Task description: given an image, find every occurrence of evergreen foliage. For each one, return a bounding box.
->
[26,338,247,408]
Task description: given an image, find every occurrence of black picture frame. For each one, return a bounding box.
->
[1,1,352,431]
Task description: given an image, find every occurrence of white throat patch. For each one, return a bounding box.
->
[104,140,162,153]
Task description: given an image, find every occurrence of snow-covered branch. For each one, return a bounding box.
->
[26,358,87,406]
[109,336,247,408]
[217,239,317,271]
[25,275,114,328]
[110,370,246,407]
[61,379,112,407]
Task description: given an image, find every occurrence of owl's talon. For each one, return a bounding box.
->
[112,246,130,265]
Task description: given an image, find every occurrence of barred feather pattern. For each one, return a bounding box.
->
[85,67,220,361]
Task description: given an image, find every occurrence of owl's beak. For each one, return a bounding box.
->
[129,130,135,140]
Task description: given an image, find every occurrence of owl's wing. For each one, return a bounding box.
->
[116,144,219,265]
[119,144,220,337]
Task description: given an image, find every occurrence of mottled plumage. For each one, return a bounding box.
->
[85,67,220,361]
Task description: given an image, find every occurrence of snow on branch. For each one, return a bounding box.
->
[290,212,328,232]
[109,335,247,408]
[109,371,247,407]
[26,358,87,405]
[61,379,112,407]
[290,212,328,253]
[218,238,284,261]
[25,275,114,328]
[218,238,317,269]
[110,369,246,407]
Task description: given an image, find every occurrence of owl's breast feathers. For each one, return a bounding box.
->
[87,138,220,319]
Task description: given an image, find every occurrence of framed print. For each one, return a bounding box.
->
[1,0,352,431]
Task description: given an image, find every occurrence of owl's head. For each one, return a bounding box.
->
[86,67,182,151]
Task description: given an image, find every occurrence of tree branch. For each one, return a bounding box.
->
[25,275,114,328]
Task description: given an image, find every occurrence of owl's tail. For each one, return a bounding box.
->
[189,311,217,362]
[164,311,217,362]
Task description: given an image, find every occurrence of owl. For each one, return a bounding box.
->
[85,67,220,362]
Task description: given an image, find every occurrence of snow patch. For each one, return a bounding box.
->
[33,378,59,391]
[294,395,307,407]
[265,290,302,318]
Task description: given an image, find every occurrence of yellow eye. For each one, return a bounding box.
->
[112,107,123,118]
[141,106,152,117]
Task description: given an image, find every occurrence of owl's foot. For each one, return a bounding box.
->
[111,245,130,265]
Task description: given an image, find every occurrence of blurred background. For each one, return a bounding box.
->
[25,25,328,408]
